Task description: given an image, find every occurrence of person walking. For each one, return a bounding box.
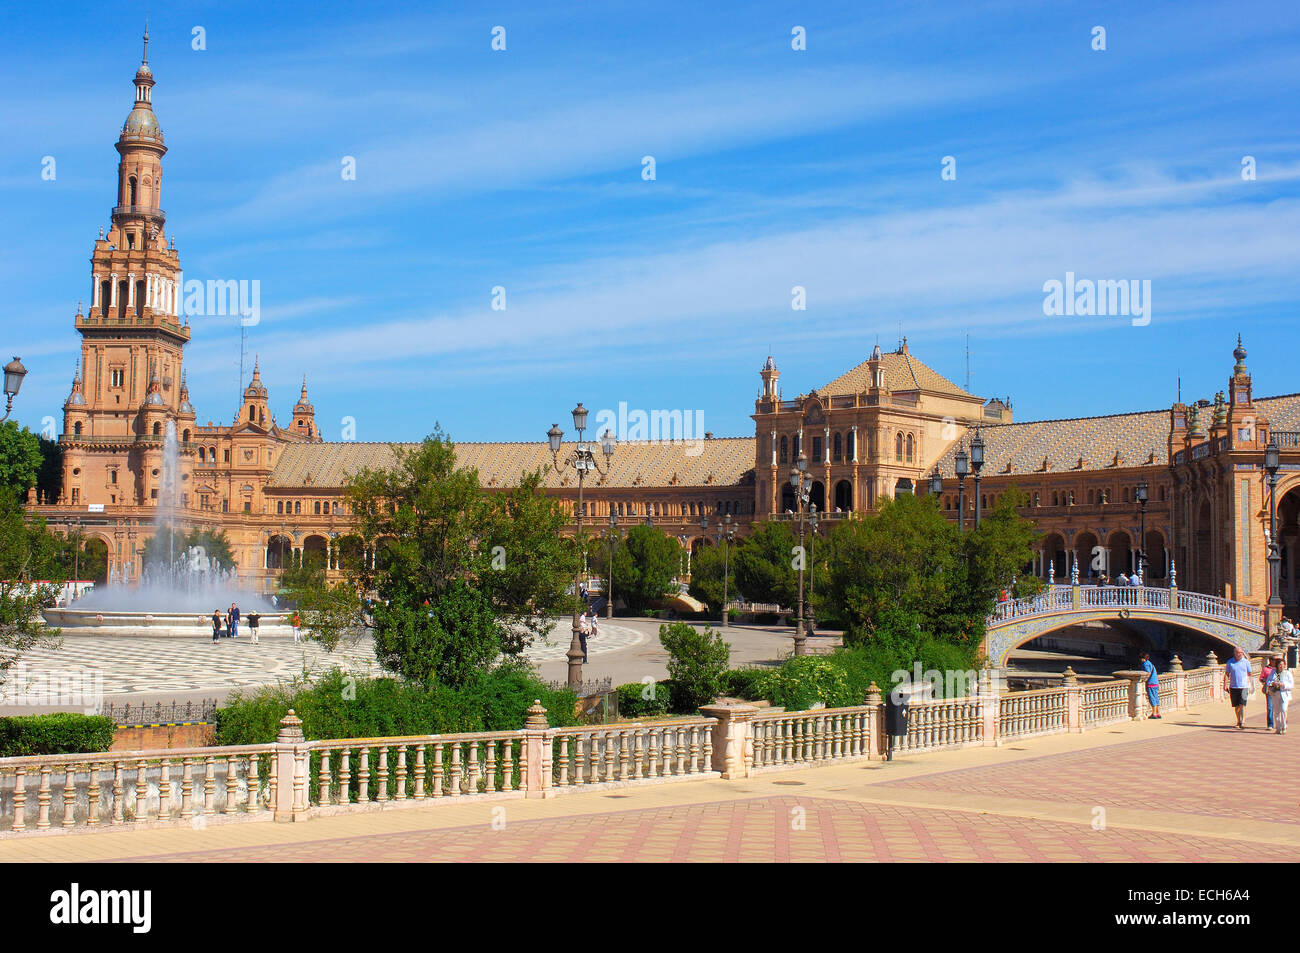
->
[1224,646,1253,729]
[229,602,240,639]
[1140,651,1161,719]
[248,609,261,645]
[1260,655,1276,729]
[211,608,223,644]
[291,611,302,644]
[1267,655,1293,734]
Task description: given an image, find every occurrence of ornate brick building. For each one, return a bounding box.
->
[29,45,1300,623]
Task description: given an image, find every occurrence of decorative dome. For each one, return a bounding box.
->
[1233,334,1248,372]
[243,359,268,398]
[68,392,86,406]
[122,105,163,143]
[293,378,314,414]
[146,391,164,406]
[762,355,776,372]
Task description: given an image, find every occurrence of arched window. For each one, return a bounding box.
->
[198,447,205,462]
[249,406,255,422]
[779,436,789,464]
[73,422,82,437]
[128,175,138,205]
[833,432,842,461]
[182,429,190,443]
[895,433,904,461]
[152,422,162,436]
[906,433,914,462]
[846,430,855,460]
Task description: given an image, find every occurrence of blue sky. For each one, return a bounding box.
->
[3,0,1299,443]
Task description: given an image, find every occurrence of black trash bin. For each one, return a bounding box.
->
[884,687,910,760]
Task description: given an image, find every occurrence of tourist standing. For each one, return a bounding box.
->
[211,608,223,644]
[291,611,302,643]
[1224,647,1253,729]
[1140,651,1161,719]
[229,602,240,639]
[578,611,591,663]
[1117,571,1130,587]
[1260,656,1276,729]
[248,610,261,645]
[1267,656,1293,734]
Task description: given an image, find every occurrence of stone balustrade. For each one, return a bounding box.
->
[998,688,1068,740]
[0,663,1234,836]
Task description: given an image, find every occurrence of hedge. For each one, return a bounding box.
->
[215,665,579,746]
[0,713,116,756]
[615,681,674,718]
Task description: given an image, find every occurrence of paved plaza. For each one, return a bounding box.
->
[2,702,1293,863]
[3,618,806,708]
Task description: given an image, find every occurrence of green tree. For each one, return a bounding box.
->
[686,541,725,612]
[659,622,730,711]
[0,491,65,687]
[731,520,799,608]
[291,430,579,683]
[142,527,235,569]
[0,423,43,493]
[36,436,62,503]
[597,524,680,614]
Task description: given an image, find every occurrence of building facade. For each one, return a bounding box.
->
[27,45,1300,623]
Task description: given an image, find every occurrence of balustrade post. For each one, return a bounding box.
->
[522,700,556,799]
[699,703,759,779]
[1062,667,1083,732]
[1170,655,1187,710]
[273,710,311,822]
[980,663,1000,747]
[1206,651,1223,701]
[1113,671,1147,721]
[865,682,883,758]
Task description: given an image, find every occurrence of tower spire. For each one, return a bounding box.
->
[143,20,150,65]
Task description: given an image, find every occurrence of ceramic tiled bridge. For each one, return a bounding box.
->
[985,582,1267,666]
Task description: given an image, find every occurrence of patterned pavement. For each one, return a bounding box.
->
[98,795,1296,864]
[5,622,643,698]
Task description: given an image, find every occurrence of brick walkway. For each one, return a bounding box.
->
[2,704,1292,863]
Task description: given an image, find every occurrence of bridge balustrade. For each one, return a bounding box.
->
[987,584,1264,634]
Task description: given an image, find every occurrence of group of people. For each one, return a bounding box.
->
[209,603,294,644]
[1224,646,1293,733]
[1095,571,1143,587]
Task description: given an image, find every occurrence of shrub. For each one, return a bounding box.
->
[659,622,730,712]
[215,666,578,746]
[616,681,672,718]
[762,656,856,710]
[721,667,774,701]
[0,712,116,756]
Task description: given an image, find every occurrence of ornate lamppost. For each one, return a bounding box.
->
[1135,479,1148,579]
[547,403,616,688]
[1,357,27,422]
[1266,437,1282,618]
[929,469,943,500]
[970,428,986,528]
[602,511,620,619]
[702,514,737,627]
[806,503,819,636]
[954,443,969,532]
[789,452,813,654]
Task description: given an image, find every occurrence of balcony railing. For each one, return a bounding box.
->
[111,204,166,224]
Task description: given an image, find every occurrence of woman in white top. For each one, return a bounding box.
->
[1268,655,1293,734]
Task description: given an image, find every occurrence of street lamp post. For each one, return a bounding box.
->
[929,469,944,500]
[1,357,27,423]
[1266,438,1282,622]
[789,452,812,655]
[703,514,736,627]
[806,504,819,636]
[970,428,985,528]
[1135,479,1149,579]
[954,443,969,532]
[603,511,620,619]
[548,404,617,689]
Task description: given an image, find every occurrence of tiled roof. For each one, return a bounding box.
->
[267,438,756,490]
[818,350,974,399]
[931,393,1300,478]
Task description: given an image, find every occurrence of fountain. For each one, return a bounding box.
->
[45,419,291,637]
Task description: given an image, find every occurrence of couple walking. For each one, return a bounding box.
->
[577,610,598,663]
[1224,646,1293,733]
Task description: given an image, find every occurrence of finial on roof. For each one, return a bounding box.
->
[143,20,150,64]
[1233,334,1247,373]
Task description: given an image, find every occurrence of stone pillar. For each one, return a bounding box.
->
[1114,671,1148,720]
[522,700,556,798]
[273,710,310,822]
[865,682,883,758]
[1206,651,1224,701]
[979,663,1000,746]
[1062,666,1083,732]
[700,703,760,779]
[1170,654,1187,709]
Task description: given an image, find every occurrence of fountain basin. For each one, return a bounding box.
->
[44,608,295,638]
